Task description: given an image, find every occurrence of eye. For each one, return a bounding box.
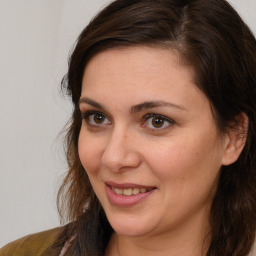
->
[141,114,174,130]
[81,111,111,127]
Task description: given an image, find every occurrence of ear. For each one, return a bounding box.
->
[221,112,248,166]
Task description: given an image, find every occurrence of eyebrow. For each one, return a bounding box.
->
[130,101,186,113]
[79,97,186,113]
[79,97,106,111]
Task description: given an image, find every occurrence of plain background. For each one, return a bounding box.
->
[0,0,255,247]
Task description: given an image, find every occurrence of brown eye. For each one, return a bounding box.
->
[151,116,165,128]
[142,114,174,131]
[93,113,106,124]
[82,111,111,126]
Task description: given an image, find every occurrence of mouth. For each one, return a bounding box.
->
[105,181,157,207]
[111,187,154,196]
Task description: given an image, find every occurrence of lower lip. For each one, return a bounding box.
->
[106,185,156,207]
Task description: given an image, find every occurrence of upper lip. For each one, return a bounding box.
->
[106,181,156,189]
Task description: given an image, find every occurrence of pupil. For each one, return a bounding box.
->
[94,114,104,124]
[152,117,164,128]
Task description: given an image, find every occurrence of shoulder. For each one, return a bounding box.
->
[0,226,64,256]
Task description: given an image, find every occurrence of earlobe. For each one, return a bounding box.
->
[221,112,248,166]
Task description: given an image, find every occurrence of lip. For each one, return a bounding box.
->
[106,181,156,189]
[105,181,157,207]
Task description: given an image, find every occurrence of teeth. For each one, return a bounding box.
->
[113,187,152,196]
[132,188,140,195]
[115,188,123,195]
[140,188,147,193]
[123,188,132,196]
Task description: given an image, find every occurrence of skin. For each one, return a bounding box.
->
[78,46,242,256]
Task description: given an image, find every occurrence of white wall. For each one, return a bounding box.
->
[0,0,111,246]
[0,0,255,247]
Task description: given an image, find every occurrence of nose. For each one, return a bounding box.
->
[101,127,141,172]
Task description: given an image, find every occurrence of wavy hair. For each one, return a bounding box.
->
[54,0,256,255]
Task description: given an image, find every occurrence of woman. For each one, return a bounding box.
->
[1,0,256,255]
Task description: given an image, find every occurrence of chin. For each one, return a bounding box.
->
[106,212,157,237]
[112,224,153,237]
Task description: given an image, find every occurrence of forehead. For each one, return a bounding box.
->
[82,46,195,93]
[81,46,201,103]
[81,46,212,112]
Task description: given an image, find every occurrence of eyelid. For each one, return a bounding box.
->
[81,110,112,127]
[81,110,175,133]
[141,113,175,131]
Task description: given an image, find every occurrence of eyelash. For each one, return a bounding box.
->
[141,113,175,132]
[81,111,111,128]
[81,111,175,132]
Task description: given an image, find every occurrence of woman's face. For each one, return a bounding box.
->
[78,46,228,238]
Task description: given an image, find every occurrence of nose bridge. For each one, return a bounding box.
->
[101,125,140,171]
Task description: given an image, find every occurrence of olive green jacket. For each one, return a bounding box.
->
[2,227,256,256]
[0,227,63,256]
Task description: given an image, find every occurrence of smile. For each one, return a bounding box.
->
[105,182,156,207]
[112,187,153,196]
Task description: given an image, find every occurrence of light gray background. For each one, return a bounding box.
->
[0,0,255,247]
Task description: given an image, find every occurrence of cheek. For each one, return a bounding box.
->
[145,135,222,218]
[144,133,222,184]
[78,130,102,174]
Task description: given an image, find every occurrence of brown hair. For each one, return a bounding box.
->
[55,0,256,255]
